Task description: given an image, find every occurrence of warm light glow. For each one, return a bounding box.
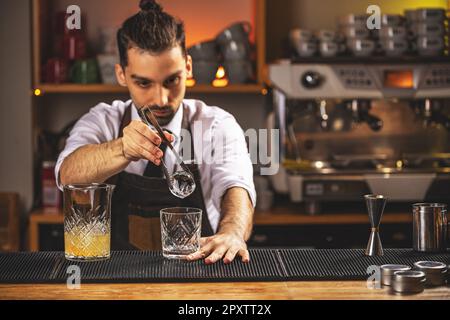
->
[212,66,229,87]
[216,66,226,79]
[34,89,41,96]
[212,78,229,87]
[313,161,325,169]
[396,160,403,169]
[384,70,414,89]
[186,78,196,87]
[159,0,254,47]
[261,88,268,95]
[374,0,447,14]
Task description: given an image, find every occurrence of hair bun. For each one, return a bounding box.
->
[139,0,162,12]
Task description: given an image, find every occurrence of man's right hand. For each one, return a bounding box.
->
[121,120,174,165]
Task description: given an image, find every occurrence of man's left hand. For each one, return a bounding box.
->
[186,232,250,264]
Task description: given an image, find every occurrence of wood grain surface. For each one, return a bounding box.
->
[0,281,449,300]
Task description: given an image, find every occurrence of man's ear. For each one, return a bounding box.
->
[115,64,127,87]
[186,55,193,78]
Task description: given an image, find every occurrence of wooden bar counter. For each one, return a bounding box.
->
[0,281,449,300]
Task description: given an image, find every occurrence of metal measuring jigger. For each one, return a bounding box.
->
[365,194,387,256]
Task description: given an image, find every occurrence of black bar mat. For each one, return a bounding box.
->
[0,251,60,283]
[279,248,450,280]
[0,249,449,283]
[0,249,284,284]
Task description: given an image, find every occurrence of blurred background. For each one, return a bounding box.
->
[0,0,449,253]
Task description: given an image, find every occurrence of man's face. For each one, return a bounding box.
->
[115,45,192,125]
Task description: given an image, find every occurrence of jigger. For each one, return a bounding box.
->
[365,194,387,256]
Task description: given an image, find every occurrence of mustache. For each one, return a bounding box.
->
[148,105,173,113]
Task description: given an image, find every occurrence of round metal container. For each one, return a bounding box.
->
[380,264,411,286]
[391,271,426,294]
[412,203,448,253]
[447,265,450,284]
[414,261,448,287]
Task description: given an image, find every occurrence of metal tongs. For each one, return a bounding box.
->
[137,105,193,175]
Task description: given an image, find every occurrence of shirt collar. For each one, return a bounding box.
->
[131,101,183,142]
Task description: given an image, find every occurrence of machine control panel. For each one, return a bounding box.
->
[269,62,450,98]
[422,66,450,88]
[334,67,377,89]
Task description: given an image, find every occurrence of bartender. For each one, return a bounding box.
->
[56,0,256,264]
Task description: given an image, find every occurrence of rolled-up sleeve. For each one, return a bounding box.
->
[209,117,256,211]
[55,103,119,190]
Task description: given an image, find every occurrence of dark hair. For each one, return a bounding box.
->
[117,0,186,67]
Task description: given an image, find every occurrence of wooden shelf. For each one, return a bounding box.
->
[32,0,267,94]
[29,207,413,225]
[27,206,411,251]
[189,84,266,94]
[254,204,412,225]
[28,208,63,251]
[29,207,411,228]
[35,84,127,94]
[29,208,63,223]
[34,83,266,95]
[254,212,412,225]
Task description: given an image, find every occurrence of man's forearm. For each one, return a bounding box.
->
[218,187,254,241]
[60,138,130,186]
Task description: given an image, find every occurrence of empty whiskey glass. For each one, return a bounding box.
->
[160,207,202,259]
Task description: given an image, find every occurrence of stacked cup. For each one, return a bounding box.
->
[405,8,447,56]
[316,29,344,57]
[378,14,408,57]
[338,14,376,57]
[188,40,220,84]
[289,28,317,58]
[216,22,254,84]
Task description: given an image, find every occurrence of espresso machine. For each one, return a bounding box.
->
[268,58,450,214]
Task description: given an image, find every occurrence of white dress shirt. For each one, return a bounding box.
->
[55,99,256,232]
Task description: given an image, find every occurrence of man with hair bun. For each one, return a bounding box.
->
[56,0,256,264]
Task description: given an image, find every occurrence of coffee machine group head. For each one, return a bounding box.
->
[349,99,383,132]
[410,99,450,131]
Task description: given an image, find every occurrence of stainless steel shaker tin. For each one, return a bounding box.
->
[414,261,448,287]
[391,270,426,294]
[412,203,448,252]
[380,264,411,286]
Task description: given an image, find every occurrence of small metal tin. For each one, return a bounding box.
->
[391,270,426,294]
[414,261,448,287]
[447,265,450,285]
[380,264,411,286]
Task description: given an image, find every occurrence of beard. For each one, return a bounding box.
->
[149,105,176,126]
[136,104,176,126]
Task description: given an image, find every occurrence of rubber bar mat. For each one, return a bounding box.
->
[279,248,450,280]
[0,249,448,283]
[0,249,284,283]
